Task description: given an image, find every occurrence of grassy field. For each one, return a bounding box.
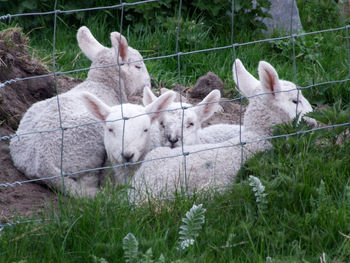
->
[1,0,350,262]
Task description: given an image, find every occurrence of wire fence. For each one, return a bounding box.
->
[0,0,350,230]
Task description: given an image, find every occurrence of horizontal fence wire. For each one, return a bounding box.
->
[1,0,350,230]
[2,120,350,191]
[1,25,349,91]
[1,83,350,143]
[0,0,160,20]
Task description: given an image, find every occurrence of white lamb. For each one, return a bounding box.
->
[80,90,176,185]
[142,86,222,148]
[129,59,317,202]
[198,58,316,144]
[9,26,151,198]
[198,123,243,144]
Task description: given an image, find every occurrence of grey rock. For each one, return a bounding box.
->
[254,0,303,35]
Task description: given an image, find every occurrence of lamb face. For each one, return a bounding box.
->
[233,59,316,129]
[157,102,200,148]
[81,90,176,164]
[104,105,152,164]
[272,80,315,126]
[256,61,317,127]
[77,26,151,99]
[143,87,221,148]
[122,46,151,97]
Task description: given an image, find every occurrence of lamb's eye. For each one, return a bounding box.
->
[108,128,113,133]
[187,122,194,128]
[135,65,141,69]
[292,99,299,104]
[144,129,148,132]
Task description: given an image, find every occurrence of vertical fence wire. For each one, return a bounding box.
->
[175,0,189,193]
[231,0,235,45]
[343,1,350,115]
[290,0,300,119]
[52,0,67,195]
[231,0,245,174]
[290,0,301,157]
[346,24,350,79]
[117,1,129,186]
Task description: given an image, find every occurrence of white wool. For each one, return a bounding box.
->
[129,59,317,202]
[80,90,176,185]
[9,26,151,198]
[142,87,222,149]
[196,58,317,144]
[198,123,244,144]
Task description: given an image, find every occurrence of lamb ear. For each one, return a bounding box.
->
[145,91,176,123]
[77,26,106,61]
[110,32,128,62]
[194,89,221,123]
[232,59,260,97]
[142,86,157,106]
[258,61,281,96]
[81,92,111,121]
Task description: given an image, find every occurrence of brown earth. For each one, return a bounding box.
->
[0,28,244,222]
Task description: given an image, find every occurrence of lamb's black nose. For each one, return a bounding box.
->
[168,136,179,148]
[121,153,134,163]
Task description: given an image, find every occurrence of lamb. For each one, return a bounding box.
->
[9,26,151,198]
[80,89,176,185]
[142,86,222,148]
[129,59,317,202]
[197,58,316,144]
[196,59,254,144]
[198,123,243,144]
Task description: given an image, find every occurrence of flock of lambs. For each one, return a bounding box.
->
[8,26,317,203]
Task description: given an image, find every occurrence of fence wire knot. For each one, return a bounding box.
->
[0,14,11,20]
[0,133,17,142]
[0,181,23,188]
[0,78,21,89]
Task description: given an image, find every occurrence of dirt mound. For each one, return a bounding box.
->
[0,28,56,131]
[0,28,83,222]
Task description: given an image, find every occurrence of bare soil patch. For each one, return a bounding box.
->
[0,28,82,222]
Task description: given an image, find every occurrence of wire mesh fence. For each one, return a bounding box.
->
[0,0,349,230]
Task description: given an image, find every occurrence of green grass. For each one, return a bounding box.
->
[2,1,348,102]
[1,1,350,262]
[1,132,350,262]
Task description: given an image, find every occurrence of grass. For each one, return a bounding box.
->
[1,1,350,262]
[1,130,350,262]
